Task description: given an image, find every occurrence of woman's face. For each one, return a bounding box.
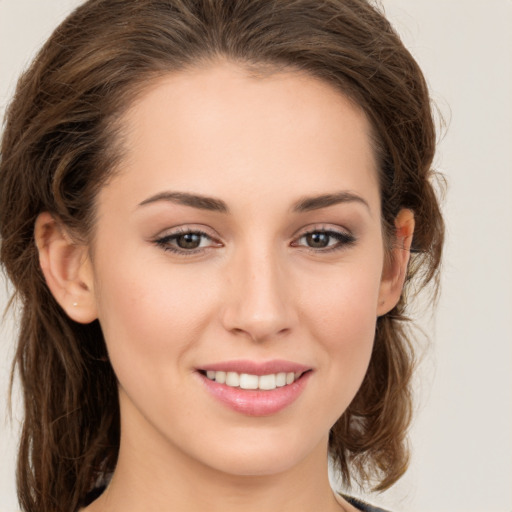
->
[88,62,394,477]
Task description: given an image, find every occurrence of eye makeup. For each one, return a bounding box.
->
[152,223,357,258]
[154,227,222,256]
[293,228,356,253]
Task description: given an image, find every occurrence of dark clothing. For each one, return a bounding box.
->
[345,495,391,512]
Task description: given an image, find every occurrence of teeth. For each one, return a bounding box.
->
[225,372,240,387]
[258,374,276,390]
[204,370,302,390]
[276,372,286,387]
[239,373,259,389]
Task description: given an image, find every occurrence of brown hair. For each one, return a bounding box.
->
[0,1,444,511]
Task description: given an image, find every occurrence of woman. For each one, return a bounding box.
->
[0,1,444,511]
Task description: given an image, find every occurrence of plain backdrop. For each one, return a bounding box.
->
[1,1,511,511]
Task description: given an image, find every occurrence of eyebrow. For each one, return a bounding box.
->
[138,191,229,213]
[292,191,371,213]
[138,190,370,215]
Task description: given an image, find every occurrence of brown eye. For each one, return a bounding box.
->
[305,232,330,248]
[176,232,202,249]
[294,230,356,252]
[155,230,219,254]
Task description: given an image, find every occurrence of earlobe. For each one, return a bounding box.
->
[377,209,415,317]
[34,212,98,324]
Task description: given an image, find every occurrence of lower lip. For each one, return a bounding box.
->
[198,372,312,416]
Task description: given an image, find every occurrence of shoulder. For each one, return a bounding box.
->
[343,495,392,512]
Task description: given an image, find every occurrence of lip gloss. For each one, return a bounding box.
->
[196,360,312,416]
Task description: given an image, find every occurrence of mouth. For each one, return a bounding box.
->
[196,360,312,416]
[198,369,309,391]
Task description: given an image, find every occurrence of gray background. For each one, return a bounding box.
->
[1,1,511,511]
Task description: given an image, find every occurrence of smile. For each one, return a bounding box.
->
[197,360,312,416]
[204,370,301,390]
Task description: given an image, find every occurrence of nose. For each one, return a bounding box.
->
[221,246,297,343]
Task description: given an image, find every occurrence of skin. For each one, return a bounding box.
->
[35,61,414,512]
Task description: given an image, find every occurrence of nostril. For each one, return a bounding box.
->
[228,325,292,343]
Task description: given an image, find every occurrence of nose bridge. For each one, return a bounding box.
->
[222,240,295,342]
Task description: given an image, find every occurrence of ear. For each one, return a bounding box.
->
[34,212,98,324]
[377,209,415,317]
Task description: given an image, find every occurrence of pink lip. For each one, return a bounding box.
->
[196,359,312,417]
[199,359,310,376]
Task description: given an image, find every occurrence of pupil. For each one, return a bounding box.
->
[177,233,201,249]
[307,232,329,248]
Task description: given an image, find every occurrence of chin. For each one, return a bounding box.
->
[206,451,303,478]
[188,425,326,478]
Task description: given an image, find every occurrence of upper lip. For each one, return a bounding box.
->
[197,359,311,376]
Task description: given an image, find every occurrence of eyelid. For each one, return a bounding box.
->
[153,225,223,255]
[154,224,218,239]
[291,223,354,239]
[291,224,356,252]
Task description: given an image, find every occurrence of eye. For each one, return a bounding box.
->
[154,229,221,254]
[293,229,356,251]
[173,232,207,250]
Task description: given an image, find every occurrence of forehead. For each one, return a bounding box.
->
[104,61,380,213]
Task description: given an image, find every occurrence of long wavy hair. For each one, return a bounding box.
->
[0,1,444,511]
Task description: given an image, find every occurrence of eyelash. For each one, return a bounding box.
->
[292,229,356,253]
[154,228,219,256]
[154,227,356,256]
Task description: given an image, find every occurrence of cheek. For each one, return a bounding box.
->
[297,259,383,405]
[92,248,220,377]
[301,260,382,342]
